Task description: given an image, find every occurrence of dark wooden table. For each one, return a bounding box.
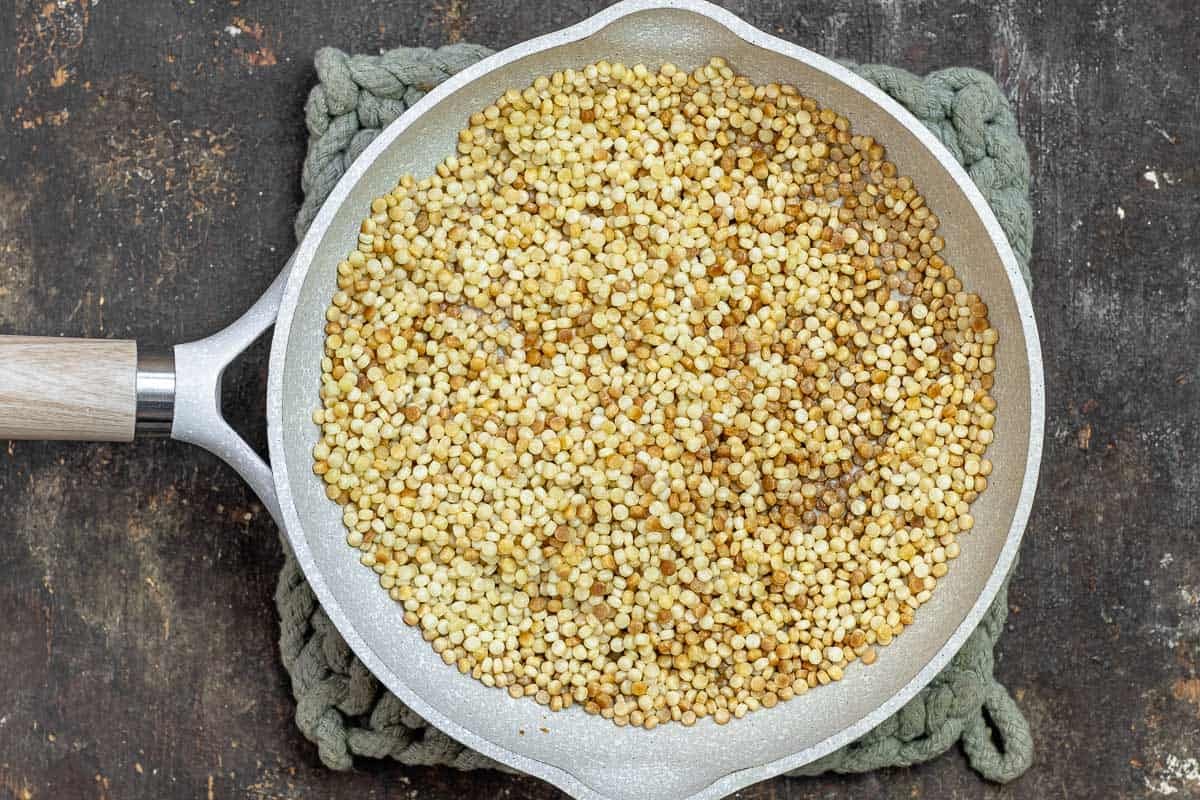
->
[2,1,1198,798]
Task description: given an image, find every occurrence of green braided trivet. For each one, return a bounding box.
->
[277,42,1034,784]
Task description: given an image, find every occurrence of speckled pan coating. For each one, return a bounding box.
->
[222,2,1048,798]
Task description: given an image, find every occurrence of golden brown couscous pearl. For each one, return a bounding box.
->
[313,58,999,728]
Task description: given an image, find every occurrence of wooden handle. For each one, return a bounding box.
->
[0,336,138,441]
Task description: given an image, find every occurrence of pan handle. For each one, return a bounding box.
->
[172,264,291,526]
[0,331,173,441]
[0,264,289,524]
[0,336,153,441]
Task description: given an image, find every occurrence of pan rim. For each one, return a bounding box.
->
[267,2,1045,798]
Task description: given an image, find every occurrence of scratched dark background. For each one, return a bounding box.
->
[1,1,1198,798]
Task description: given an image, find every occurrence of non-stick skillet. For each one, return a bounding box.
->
[0,3,1044,798]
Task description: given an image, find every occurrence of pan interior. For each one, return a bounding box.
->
[271,6,1036,800]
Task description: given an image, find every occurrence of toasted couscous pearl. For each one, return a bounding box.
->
[313,58,999,728]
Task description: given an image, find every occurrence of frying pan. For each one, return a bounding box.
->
[0,2,1044,798]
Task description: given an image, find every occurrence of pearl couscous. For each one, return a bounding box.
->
[312,57,999,729]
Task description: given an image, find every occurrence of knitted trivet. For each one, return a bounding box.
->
[277,42,1034,784]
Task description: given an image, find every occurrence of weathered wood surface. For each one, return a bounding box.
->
[1,1,1198,798]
